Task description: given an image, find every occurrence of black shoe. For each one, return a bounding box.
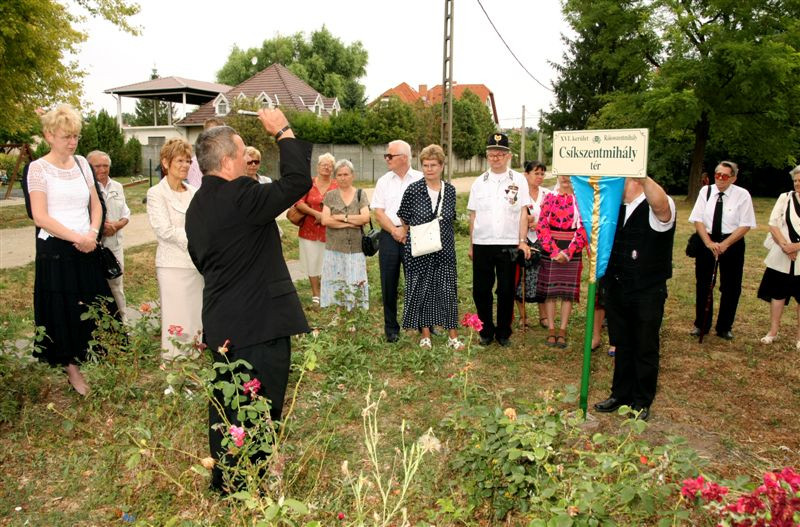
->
[632,406,650,421]
[479,335,493,346]
[593,397,625,413]
[496,336,510,347]
[716,330,734,340]
[689,326,701,337]
[386,333,399,343]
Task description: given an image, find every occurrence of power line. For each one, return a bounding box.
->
[475,0,553,92]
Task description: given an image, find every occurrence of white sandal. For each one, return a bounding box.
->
[311,296,320,306]
[760,333,778,344]
[447,337,465,351]
[419,337,432,349]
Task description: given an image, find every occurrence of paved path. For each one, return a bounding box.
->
[0,176,479,270]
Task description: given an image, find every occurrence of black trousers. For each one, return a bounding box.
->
[606,280,667,408]
[694,237,745,334]
[472,244,517,341]
[378,229,405,337]
[209,337,291,491]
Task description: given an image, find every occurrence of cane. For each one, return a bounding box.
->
[698,257,720,344]
[520,262,527,332]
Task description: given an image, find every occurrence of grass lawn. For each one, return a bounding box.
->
[0,191,798,525]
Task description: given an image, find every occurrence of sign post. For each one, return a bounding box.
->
[551,128,649,418]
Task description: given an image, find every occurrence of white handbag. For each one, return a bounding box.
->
[410,189,443,257]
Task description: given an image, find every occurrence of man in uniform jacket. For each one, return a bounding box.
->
[185,108,311,492]
[593,176,676,422]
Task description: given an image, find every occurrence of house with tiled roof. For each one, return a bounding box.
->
[178,63,340,132]
[372,82,498,124]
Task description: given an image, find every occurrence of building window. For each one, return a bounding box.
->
[216,100,228,116]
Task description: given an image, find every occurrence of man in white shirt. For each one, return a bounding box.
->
[467,133,532,346]
[688,160,756,340]
[371,140,423,342]
[87,150,131,322]
[594,176,676,422]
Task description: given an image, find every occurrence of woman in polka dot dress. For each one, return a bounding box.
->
[397,144,464,350]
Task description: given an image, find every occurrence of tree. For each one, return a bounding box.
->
[76,110,140,177]
[124,69,177,126]
[543,0,656,134]
[451,90,497,159]
[552,0,800,197]
[216,26,369,110]
[0,0,139,140]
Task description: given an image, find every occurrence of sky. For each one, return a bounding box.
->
[74,0,572,129]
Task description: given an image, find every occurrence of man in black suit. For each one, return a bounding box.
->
[185,108,311,492]
[593,176,676,422]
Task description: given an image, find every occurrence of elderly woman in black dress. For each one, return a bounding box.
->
[28,104,117,395]
[397,144,464,350]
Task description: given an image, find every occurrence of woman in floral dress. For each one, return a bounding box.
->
[536,175,588,348]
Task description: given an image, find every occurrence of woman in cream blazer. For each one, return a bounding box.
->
[758,165,800,349]
[147,139,204,359]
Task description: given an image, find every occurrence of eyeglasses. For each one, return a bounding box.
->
[57,134,81,142]
[714,171,732,181]
[487,152,507,160]
[383,153,405,161]
[91,164,110,169]
[246,160,260,166]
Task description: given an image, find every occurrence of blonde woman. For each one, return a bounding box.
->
[28,104,117,395]
[147,139,204,359]
[244,146,271,184]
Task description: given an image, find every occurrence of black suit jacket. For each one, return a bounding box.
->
[185,138,313,351]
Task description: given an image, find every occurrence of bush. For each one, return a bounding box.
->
[0,153,19,178]
[448,388,703,524]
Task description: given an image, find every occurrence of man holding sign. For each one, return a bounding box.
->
[593,176,675,421]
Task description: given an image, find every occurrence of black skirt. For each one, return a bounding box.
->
[33,237,117,367]
[757,266,800,305]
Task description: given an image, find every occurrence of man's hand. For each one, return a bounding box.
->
[391,225,406,244]
[257,108,295,140]
[102,221,116,237]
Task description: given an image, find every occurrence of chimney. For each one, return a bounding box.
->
[418,84,428,101]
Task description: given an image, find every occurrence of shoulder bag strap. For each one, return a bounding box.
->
[356,188,374,233]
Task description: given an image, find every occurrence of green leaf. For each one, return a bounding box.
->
[619,486,636,504]
[190,464,209,477]
[125,451,141,469]
[283,498,309,514]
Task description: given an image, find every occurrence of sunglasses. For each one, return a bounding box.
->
[246,160,260,166]
[714,171,732,180]
[383,153,405,161]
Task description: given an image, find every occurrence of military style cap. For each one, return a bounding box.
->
[486,132,510,151]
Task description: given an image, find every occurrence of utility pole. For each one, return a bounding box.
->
[441,0,455,182]
[537,109,544,163]
[520,105,526,170]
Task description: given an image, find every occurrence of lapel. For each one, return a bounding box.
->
[159,177,195,214]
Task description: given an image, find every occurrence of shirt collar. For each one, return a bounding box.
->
[625,192,646,208]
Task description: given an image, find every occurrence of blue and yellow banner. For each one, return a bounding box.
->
[571,176,626,281]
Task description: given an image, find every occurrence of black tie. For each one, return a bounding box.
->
[711,192,724,238]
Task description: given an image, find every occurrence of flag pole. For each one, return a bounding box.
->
[579,176,602,418]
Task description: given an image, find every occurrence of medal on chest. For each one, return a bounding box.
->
[505,183,519,205]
